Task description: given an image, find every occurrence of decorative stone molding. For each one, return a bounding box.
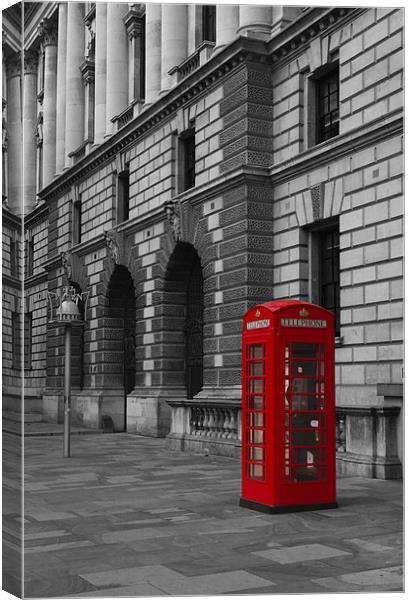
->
[37,18,58,47]
[124,4,145,40]
[164,200,181,242]
[60,250,72,281]
[23,49,38,74]
[35,111,43,147]
[6,53,21,78]
[295,178,343,226]
[104,230,121,264]
[80,59,95,85]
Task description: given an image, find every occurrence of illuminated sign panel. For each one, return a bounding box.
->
[246,319,270,330]
[280,318,327,329]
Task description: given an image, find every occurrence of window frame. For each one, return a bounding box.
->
[202,5,216,43]
[117,164,130,224]
[308,219,341,337]
[305,61,340,148]
[178,125,196,193]
[73,197,82,245]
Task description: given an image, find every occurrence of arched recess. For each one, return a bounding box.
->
[163,242,204,399]
[106,265,136,428]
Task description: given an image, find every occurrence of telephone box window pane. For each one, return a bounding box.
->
[249,344,264,359]
[247,429,264,445]
[247,412,264,428]
[250,362,264,377]
[292,343,319,359]
[247,447,264,462]
[292,447,321,466]
[292,429,320,446]
[291,412,320,429]
[292,359,318,377]
[291,466,320,482]
[249,395,264,410]
[292,377,317,394]
[248,463,264,480]
[292,395,319,410]
[249,378,264,393]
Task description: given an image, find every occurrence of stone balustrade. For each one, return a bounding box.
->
[190,405,239,440]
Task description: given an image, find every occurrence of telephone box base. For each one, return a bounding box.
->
[239,498,338,514]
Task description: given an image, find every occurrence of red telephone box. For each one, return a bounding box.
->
[240,300,337,513]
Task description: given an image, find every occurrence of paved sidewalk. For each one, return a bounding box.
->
[4,432,404,597]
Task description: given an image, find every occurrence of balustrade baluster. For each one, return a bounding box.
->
[202,408,209,436]
[207,408,214,437]
[222,409,230,438]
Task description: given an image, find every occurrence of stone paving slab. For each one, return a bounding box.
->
[1,432,403,597]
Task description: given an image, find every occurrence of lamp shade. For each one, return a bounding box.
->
[59,298,82,322]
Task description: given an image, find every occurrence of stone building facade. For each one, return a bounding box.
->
[2,3,404,478]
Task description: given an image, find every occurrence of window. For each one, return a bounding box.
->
[12,312,21,369]
[10,238,18,277]
[202,5,216,42]
[306,62,339,147]
[309,223,340,337]
[24,313,32,370]
[179,126,196,192]
[73,199,82,245]
[317,66,339,143]
[117,165,130,223]
[26,237,34,278]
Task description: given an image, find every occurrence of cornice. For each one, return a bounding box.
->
[270,111,403,185]
[3,273,21,290]
[2,206,22,228]
[24,201,48,230]
[24,271,48,287]
[37,36,268,202]
[267,7,363,65]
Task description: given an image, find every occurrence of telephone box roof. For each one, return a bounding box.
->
[243,300,334,319]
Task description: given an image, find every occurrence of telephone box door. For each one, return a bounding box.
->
[279,335,336,507]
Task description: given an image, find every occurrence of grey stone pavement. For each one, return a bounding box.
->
[3,431,404,598]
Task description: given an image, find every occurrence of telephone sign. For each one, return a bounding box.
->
[240,300,337,513]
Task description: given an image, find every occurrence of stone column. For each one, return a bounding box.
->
[6,54,22,215]
[215,5,239,50]
[145,3,161,105]
[22,50,38,214]
[38,18,57,186]
[94,2,107,144]
[55,2,67,174]
[105,3,128,136]
[161,4,188,93]
[237,6,272,40]
[65,2,85,166]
